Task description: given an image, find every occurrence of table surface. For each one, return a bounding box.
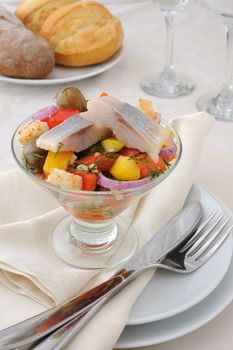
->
[0,1,233,349]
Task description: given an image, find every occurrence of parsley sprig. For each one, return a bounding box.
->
[27,151,46,159]
[163,159,171,168]
[55,142,64,156]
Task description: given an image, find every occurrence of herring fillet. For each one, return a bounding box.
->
[59,123,111,152]
[36,97,168,157]
[36,114,110,153]
[86,97,168,161]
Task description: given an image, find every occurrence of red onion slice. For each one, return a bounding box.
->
[31,105,57,121]
[97,172,153,190]
[160,136,177,161]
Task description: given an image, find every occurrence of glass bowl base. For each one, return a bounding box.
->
[50,216,137,269]
[141,72,194,98]
[196,92,233,121]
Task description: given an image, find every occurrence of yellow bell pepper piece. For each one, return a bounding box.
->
[109,156,140,181]
[43,151,73,176]
[101,138,125,152]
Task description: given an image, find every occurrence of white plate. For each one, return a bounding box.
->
[116,185,233,348]
[127,184,233,325]
[0,49,123,86]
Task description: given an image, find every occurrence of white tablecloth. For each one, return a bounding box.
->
[0,1,233,349]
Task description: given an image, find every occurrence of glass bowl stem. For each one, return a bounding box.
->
[70,218,117,251]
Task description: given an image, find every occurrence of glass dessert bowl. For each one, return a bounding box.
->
[11,90,182,269]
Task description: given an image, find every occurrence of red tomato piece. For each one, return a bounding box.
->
[161,153,176,163]
[120,147,141,157]
[77,153,118,172]
[35,172,47,180]
[41,109,79,128]
[136,154,167,178]
[155,156,167,172]
[73,171,97,191]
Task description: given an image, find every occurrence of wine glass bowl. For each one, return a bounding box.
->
[141,0,194,98]
[11,117,182,270]
[197,0,233,121]
[200,0,233,19]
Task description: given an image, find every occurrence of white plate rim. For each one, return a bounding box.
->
[0,49,123,86]
[116,268,233,349]
[126,184,233,325]
[115,184,233,348]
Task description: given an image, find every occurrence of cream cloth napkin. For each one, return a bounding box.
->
[0,112,214,349]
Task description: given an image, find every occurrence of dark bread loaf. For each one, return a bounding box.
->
[0,7,55,79]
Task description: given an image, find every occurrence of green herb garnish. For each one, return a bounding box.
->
[88,142,105,154]
[103,152,118,159]
[163,159,171,168]
[27,151,46,159]
[129,154,149,163]
[89,163,98,172]
[55,142,64,156]
[149,169,160,177]
[23,155,29,171]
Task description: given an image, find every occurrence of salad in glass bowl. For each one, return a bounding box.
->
[12,87,182,269]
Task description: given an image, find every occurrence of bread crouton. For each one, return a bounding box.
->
[47,168,82,190]
[138,98,161,122]
[19,120,49,145]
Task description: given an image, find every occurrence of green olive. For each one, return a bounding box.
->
[56,87,87,112]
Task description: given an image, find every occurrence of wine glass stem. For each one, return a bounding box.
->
[221,25,233,97]
[162,10,177,76]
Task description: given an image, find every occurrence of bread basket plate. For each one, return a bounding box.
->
[0,48,123,86]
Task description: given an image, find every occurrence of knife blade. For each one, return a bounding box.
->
[0,201,202,350]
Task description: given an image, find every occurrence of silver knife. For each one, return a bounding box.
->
[0,201,202,350]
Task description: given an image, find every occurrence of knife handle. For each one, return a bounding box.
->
[0,269,135,349]
[32,270,137,350]
[32,298,108,350]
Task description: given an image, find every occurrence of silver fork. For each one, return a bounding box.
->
[157,210,233,273]
[30,210,233,350]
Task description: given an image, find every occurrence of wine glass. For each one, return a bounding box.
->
[141,0,194,98]
[196,0,233,121]
[11,118,181,270]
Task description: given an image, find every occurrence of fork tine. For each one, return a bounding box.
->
[180,210,219,253]
[193,224,233,264]
[188,217,232,260]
